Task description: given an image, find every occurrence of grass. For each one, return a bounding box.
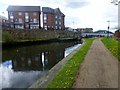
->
[46,38,94,89]
[101,37,120,61]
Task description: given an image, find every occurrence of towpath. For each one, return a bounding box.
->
[73,38,118,88]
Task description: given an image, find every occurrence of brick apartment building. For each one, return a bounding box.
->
[7,6,41,29]
[114,30,120,40]
[7,6,65,30]
[42,7,65,30]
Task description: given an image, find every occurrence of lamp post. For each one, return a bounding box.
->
[111,0,119,5]
[107,21,110,37]
[72,21,75,30]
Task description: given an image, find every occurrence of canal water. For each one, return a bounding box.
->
[1,41,81,89]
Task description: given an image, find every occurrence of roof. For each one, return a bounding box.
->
[42,7,54,14]
[42,7,65,16]
[7,5,41,11]
[54,8,65,16]
[94,30,113,34]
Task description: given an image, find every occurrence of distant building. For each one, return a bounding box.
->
[94,30,113,34]
[77,28,93,33]
[81,30,114,38]
[42,7,65,30]
[65,27,73,31]
[0,15,9,29]
[7,6,41,29]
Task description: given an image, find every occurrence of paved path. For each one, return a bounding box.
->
[72,38,118,88]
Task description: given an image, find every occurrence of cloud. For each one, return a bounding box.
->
[0,0,118,32]
[65,0,90,9]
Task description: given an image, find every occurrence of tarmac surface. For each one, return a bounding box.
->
[72,38,118,88]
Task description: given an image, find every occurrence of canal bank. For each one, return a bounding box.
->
[29,38,94,88]
[2,38,82,49]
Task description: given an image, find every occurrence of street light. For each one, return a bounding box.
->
[111,0,119,5]
[107,21,110,37]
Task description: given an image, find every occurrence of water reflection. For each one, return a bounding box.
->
[1,41,81,88]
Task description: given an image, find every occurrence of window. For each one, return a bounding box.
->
[25,16,29,19]
[25,19,29,22]
[55,21,58,24]
[33,12,37,16]
[33,18,37,23]
[44,14,47,17]
[18,25,24,29]
[18,18,22,23]
[55,15,57,19]
[44,14,47,20]
[25,12,29,16]
[18,12,22,16]
[59,26,61,29]
[30,19,33,22]
[44,20,47,23]
[10,16,14,19]
[59,16,61,19]
[15,19,18,22]
[15,25,18,29]
[59,21,61,25]
[30,26,33,29]
[44,25,47,30]
[55,26,58,29]
[10,19,13,22]
[11,25,14,28]
[25,12,29,19]
[25,23,29,28]
[10,12,13,15]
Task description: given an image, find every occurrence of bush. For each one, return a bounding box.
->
[2,32,17,43]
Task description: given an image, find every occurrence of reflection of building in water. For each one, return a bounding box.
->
[12,49,64,71]
[3,41,79,71]
[12,53,43,71]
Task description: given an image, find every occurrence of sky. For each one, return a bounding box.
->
[0,0,119,32]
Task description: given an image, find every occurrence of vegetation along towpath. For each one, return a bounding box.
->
[72,38,118,88]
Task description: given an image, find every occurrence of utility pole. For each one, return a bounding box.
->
[107,21,110,37]
[72,21,75,30]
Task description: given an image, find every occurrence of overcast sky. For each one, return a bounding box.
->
[0,0,118,32]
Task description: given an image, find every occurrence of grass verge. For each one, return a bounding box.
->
[46,38,94,89]
[101,37,120,61]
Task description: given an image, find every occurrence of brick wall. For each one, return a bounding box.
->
[3,29,81,40]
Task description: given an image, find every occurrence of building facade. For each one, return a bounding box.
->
[7,6,41,29]
[7,6,65,30]
[42,7,65,30]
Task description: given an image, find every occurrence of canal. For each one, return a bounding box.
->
[1,41,82,89]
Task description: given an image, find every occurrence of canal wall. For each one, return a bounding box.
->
[29,43,84,88]
[3,29,81,40]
